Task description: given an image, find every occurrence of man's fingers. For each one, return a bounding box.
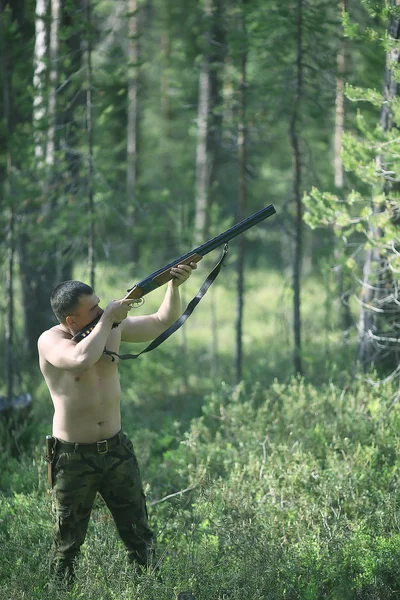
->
[171,263,196,275]
[170,266,190,280]
[120,298,141,309]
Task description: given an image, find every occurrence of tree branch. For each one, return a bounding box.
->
[148,474,205,507]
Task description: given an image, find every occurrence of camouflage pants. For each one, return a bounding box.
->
[49,431,154,583]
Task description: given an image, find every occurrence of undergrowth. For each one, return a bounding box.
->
[1,376,399,599]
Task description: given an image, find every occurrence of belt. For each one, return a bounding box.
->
[55,431,122,455]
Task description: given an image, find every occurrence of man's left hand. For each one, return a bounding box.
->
[170,262,198,287]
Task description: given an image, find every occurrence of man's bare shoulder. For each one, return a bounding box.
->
[38,325,80,373]
[38,325,73,350]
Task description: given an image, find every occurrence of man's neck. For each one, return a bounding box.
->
[59,323,74,337]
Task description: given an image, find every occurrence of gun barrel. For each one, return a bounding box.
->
[196,204,276,255]
[125,204,276,299]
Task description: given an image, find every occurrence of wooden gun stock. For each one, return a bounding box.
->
[124,254,203,300]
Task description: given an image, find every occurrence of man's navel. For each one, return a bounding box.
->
[75,376,80,382]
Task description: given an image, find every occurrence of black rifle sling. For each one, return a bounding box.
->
[103,244,229,361]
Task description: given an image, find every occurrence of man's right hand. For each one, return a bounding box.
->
[103,299,135,324]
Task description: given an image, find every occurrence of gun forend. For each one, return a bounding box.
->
[124,253,203,300]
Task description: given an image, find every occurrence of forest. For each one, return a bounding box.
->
[0,0,399,598]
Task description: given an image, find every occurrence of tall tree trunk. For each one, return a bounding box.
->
[194,20,211,244]
[60,0,83,202]
[18,0,60,357]
[85,0,95,288]
[234,0,247,384]
[0,0,10,221]
[194,0,225,245]
[46,0,72,284]
[46,0,60,168]
[334,0,345,190]
[357,0,400,370]
[290,0,304,375]
[126,0,141,262]
[160,28,171,132]
[0,1,10,162]
[159,4,172,174]
[334,0,352,331]
[192,0,225,376]
[210,285,219,382]
[33,0,47,163]
[58,0,83,285]
[2,5,14,402]
[6,169,15,407]
[52,0,83,284]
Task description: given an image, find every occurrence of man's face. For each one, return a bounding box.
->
[65,294,103,332]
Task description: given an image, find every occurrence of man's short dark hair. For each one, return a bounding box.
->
[50,280,93,323]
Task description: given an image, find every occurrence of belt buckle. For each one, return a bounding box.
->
[97,440,108,455]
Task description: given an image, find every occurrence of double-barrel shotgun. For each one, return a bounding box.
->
[123,203,276,301]
[73,204,276,359]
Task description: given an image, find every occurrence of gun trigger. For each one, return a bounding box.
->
[133,297,145,308]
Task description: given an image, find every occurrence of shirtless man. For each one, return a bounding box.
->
[38,262,197,584]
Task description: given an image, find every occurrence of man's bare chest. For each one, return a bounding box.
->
[43,326,122,389]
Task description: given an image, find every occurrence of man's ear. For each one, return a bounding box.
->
[65,315,77,329]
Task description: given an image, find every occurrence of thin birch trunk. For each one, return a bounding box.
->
[18,0,53,357]
[161,29,171,132]
[194,0,225,245]
[45,0,60,168]
[126,0,140,262]
[334,0,345,189]
[290,0,303,375]
[159,5,171,166]
[193,0,225,373]
[234,0,247,384]
[20,0,53,356]
[33,0,47,163]
[194,0,212,246]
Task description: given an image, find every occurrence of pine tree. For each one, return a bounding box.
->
[305,2,400,376]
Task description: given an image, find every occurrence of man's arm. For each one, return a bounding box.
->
[38,300,132,372]
[120,263,197,343]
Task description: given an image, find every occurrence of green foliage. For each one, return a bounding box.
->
[2,376,400,599]
[304,89,400,264]
[304,2,400,374]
